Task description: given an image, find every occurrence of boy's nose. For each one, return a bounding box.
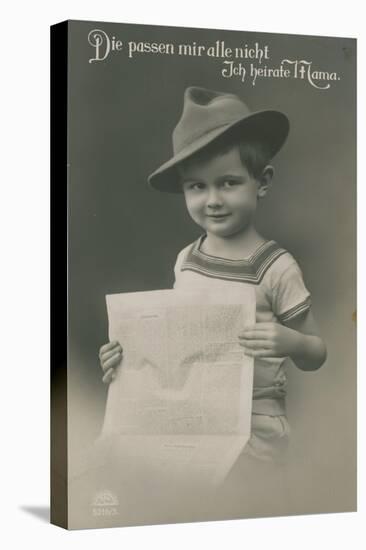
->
[206,188,223,209]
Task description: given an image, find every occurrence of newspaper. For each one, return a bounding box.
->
[99,288,255,487]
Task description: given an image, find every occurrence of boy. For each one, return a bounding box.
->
[99,86,327,466]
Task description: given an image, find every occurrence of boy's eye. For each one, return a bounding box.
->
[188,182,205,190]
[222,179,238,188]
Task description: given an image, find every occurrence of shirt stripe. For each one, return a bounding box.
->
[277,296,312,322]
[180,236,287,285]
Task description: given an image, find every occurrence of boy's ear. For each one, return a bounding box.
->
[257,165,274,199]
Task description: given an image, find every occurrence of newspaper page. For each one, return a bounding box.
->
[96,288,255,487]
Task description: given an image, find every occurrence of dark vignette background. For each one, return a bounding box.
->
[67,20,356,515]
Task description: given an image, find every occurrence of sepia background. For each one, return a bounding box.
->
[66,20,356,524]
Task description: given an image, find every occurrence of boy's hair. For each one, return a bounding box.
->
[178,134,272,181]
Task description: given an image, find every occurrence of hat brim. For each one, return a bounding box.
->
[148,110,289,193]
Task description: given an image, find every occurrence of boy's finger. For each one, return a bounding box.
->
[239,330,269,339]
[251,322,275,328]
[101,348,123,364]
[99,341,122,358]
[241,323,275,334]
[102,368,115,384]
[102,352,122,373]
[240,339,272,350]
[100,340,120,353]
[244,349,277,358]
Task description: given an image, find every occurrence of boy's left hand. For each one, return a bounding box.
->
[238,322,300,358]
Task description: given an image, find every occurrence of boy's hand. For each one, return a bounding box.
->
[99,341,123,384]
[238,322,300,359]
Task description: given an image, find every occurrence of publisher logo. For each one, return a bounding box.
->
[91,489,119,517]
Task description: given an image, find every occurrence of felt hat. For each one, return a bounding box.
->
[147,86,289,193]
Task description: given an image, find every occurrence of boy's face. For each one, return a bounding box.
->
[180,147,263,239]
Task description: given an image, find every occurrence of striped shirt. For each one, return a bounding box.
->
[173,235,312,416]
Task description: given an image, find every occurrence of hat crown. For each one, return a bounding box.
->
[148,85,289,193]
[172,87,251,154]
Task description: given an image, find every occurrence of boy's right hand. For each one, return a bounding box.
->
[99,341,123,384]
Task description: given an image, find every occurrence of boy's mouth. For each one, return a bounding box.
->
[207,213,231,219]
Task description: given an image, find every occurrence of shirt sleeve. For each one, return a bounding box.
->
[172,256,179,289]
[172,248,186,289]
[272,260,312,323]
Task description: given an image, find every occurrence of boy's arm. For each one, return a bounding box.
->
[282,309,327,371]
[239,256,327,371]
[239,310,327,372]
